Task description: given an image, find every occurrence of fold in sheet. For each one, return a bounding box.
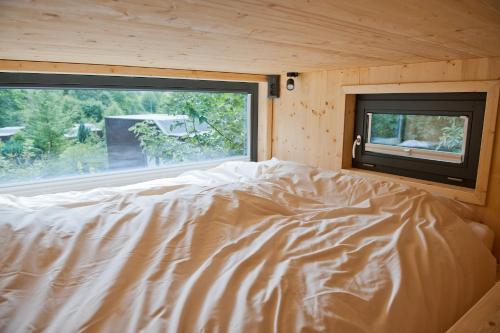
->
[0,159,496,332]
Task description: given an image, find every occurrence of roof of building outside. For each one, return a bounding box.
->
[105,114,188,121]
[0,126,24,137]
[65,123,102,138]
[105,114,209,137]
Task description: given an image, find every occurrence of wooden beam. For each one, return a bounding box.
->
[258,82,273,161]
[342,81,500,94]
[0,59,268,82]
[341,94,356,169]
[477,82,500,196]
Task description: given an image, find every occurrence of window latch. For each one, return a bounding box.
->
[352,135,362,159]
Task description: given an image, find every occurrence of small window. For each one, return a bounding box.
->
[353,93,486,188]
[0,73,258,187]
[366,113,468,164]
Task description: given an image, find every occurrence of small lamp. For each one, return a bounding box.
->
[286,72,299,91]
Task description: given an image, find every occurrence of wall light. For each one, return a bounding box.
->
[286,72,299,91]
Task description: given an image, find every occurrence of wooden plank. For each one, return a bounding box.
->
[0,60,268,82]
[329,69,360,170]
[341,94,356,169]
[476,82,500,195]
[272,71,330,166]
[342,81,499,94]
[447,282,500,333]
[0,1,499,73]
[257,82,273,161]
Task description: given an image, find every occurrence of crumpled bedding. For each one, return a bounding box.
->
[0,159,496,333]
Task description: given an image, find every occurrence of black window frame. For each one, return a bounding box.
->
[353,92,486,188]
[0,72,259,161]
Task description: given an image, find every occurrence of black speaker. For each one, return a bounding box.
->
[267,75,280,98]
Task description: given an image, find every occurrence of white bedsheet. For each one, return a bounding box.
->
[0,159,496,333]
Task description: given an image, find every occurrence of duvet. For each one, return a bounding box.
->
[0,159,496,333]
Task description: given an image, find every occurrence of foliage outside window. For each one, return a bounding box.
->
[0,88,251,186]
[370,113,466,153]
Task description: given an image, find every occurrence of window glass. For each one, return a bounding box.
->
[0,88,250,185]
[353,92,485,188]
[367,113,467,161]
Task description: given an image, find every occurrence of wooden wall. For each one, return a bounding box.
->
[272,57,500,258]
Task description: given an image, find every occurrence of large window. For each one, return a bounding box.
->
[353,93,486,188]
[0,73,258,189]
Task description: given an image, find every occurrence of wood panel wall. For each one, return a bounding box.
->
[2,1,499,74]
[272,56,500,258]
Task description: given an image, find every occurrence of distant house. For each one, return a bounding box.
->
[104,114,209,170]
[64,123,102,139]
[0,126,24,142]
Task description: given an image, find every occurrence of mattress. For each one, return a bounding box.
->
[0,159,496,333]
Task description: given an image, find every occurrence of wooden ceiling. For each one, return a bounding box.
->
[1,0,499,74]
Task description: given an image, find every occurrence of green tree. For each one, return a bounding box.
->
[0,89,26,127]
[0,88,248,184]
[141,92,160,113]
[57,141,107,175]
[0,132,39,164]
[103,102,122,117]
[129,120,192,164]
[24,91,69,155]
[80,100,105,122]
[158,92,247,154]
[109,91,144,115]
[77,123,91,143]
[61,94,85,124]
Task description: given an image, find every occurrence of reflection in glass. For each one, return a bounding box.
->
[369,113,466,153]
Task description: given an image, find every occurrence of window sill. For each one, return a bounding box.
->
[0,156,249,197]
[341,167,485,205]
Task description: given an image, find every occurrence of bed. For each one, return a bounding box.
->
[0,159,496,332]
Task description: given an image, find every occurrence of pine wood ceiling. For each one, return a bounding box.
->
[1,0,499,74]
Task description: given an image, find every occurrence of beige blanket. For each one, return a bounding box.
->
[0,159,496,333]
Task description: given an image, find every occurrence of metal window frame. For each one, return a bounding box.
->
[0,72,259,195]
[0,72,258,160]
[353,93,486,188]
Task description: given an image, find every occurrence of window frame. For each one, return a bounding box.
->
[0,72,259,195]
[352,93,486,188]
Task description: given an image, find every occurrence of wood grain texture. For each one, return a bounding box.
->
[447,282,500,333]
[272,56,500,259]
[0,59,267,82]
[341,94,356,169]
[258,82,273,161]
[0,0,499,74]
